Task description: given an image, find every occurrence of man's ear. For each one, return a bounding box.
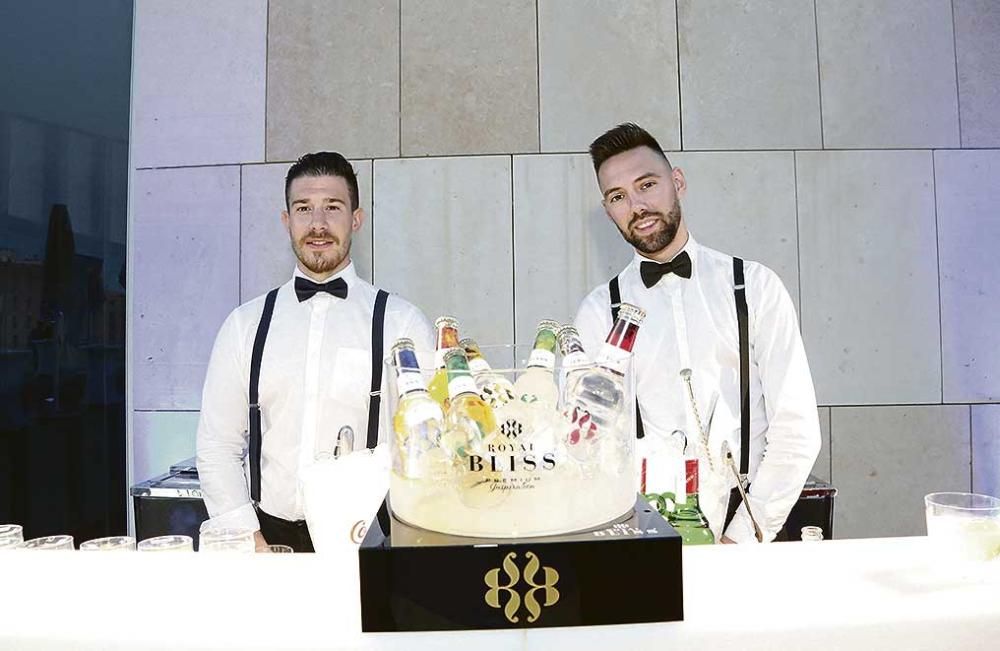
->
[352,207,365,232]
[672,167,687,199]
[281,209,290,232]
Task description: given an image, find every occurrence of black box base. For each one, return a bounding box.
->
[359,494,683,632]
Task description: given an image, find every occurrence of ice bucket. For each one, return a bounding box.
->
[385,343,637,538]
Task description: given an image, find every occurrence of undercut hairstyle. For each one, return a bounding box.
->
[284,151,359,212]
[588,123,671,174]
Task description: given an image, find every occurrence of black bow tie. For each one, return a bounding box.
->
[295,276,348,302]
[640,251,693,288]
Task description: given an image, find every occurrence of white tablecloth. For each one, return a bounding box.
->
[1,536,997,650]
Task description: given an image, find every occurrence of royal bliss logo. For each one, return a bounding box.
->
[484,551,560,624]
[499,418,522,438]
[468,439,556,473]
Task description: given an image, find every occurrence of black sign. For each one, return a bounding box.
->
[359,494,684,631]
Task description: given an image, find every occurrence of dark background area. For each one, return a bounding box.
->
[0,0,133,543]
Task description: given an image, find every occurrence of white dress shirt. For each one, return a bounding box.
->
[574,235,820,543]
[196,262,434,532]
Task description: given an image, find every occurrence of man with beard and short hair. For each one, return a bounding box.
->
[196,152,433,552]
[573,123,820,544]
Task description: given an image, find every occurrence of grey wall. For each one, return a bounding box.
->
[128,0,1000,538]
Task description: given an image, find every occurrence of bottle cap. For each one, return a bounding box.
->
[390,337,415,354]
[618,303,646,323]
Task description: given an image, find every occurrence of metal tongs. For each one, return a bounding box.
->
[680,367,764,543]
[721,440,763,542]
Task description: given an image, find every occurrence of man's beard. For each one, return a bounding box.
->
[291,232,350,275]
[617,198,683,255]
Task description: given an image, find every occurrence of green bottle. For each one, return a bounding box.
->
[649,457,714,545]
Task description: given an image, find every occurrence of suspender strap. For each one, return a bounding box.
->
[724,257,751,533]
[733,257,750,476]
[609,276,645,439]
[249,287,279,504]
[365,290,390,450]
[609,276,622,322]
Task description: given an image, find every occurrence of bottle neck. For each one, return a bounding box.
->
[594,317,641,373]
[393,347,427,396]
[435,326,460,368]
[678,458,707,519]
[558,333,588,368]
[464,344,493,375]
[527,328,557,369]
[445,354,479,398]
[606,317,640,352]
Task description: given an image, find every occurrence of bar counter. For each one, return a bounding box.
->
[1,536,997,650]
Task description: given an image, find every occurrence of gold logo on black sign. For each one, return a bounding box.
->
[484,551,560,623]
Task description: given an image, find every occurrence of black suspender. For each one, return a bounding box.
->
[366,289,390,449]
[724,257,751,532]
[248,288,279,503]
[609,276,645,439]
[733,257,750,478]
[248,287,390,504]
[610,257,752,532]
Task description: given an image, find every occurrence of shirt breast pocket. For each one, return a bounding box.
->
[321,347,373,455]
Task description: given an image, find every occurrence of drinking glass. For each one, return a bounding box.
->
[80,536,136,552]
[265,544,294,554]
[0,538,23,550]
[199,528,255,553]
[0,524,23,549]
[22,535,74,551]
[137,535,194,552]
[925,492,1000,563]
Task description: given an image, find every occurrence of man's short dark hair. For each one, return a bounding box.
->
[589,123,671,174]
[284,151,359,212]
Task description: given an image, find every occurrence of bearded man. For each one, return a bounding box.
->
[197,152,432,552]
[574,124,820,544]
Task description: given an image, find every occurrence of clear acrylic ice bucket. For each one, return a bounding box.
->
[385,344,637,538]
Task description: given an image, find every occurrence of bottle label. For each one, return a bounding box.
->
[448,374,479,398]
[527,349,556,369]
[396,370,425,395]
[685,457,699,494]
[595,344,630,372]
[562,351,589,368]
[468,357,491,375]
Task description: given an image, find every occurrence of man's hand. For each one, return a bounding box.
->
[254,530,269,552]
[720,535,736,544]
